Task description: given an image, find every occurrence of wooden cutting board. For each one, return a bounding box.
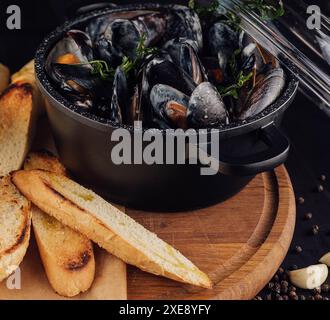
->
[126,165,296,300]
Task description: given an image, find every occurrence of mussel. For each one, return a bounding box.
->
[207,22,239,75]
[188,82,229,128]
[163,38,207,85]
[150,84,190,129]
[237,67,286,120]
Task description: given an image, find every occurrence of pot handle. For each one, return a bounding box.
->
[214,123,290,176]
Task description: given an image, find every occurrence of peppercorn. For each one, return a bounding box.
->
[273,274,280,282]
[312,225,320,235]
[289,286,297,292]
[321,283,330,293]
[307,295,315,300]
[282,295,289,300]
[277,267,285,275]
[313,287,322,294]
[304,212,313,220]
[281,280,288,287]
[289,291,297,300]
[275,294,283,300]
[268,282,275,290]
[294,245,303,254]
[299,295,306,301]
[317,185,324,192]
[273,283,281,294]
[281,286,288,294]
[314,294,323,301]
[297,197,305,204]
[320,175,326,182]
[266,294,272,300]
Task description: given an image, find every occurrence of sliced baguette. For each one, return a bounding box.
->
[12,170,212,289]
[11,60,44,115]
[24,152,95,297]
[0,176,31,282]
[0,64,10,94]
[0,83,39,176]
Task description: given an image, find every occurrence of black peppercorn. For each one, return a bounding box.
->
[278,267,285,275]
[273,274,280,282]
[321,283,330,293]
[297,197,305,204]
[289,286,297,292]
[304,212,313,220]
[317,185,324,193]
[320,175,326,182]
[282,295,289,300]
[315,294,323,301]
[313,287,322,294]
[275,294,283,300]
[299,295,306,300]
[312,225,320,235]
[289,291,297,300]
[281,280,288,287]
[294,245,303,254]
[273,283,281,294]
[266,294,272,300]
[268,282,275,290]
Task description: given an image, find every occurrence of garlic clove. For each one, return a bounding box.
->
[319,252,330,266]
[289,264,328,290]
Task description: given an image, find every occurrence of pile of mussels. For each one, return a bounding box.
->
[46,5,286,129]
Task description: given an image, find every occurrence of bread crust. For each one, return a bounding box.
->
[24,152,95,297]
[12,170,212,289]
[0,176,31,282]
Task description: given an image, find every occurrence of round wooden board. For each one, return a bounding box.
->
[126,166,296,300]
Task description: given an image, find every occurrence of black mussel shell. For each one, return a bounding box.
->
[188,82,229,128]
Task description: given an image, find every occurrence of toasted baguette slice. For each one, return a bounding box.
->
[0,176,31,282]
[24,152,95,297]
[11,60,44,115]
[0,64,10,94]
[12,170,212,289]
[0,82,39,176]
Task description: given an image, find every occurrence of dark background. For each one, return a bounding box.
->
[0,0,330,298]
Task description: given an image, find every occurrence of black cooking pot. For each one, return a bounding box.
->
[35,3,299,211]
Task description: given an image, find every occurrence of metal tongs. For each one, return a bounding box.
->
[219,0,330,111]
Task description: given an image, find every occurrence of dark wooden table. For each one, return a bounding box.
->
[0,0,329,299]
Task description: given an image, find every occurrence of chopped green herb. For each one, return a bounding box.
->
[188,0,285,24]
[245,0,284,20]
[218,71,253,99]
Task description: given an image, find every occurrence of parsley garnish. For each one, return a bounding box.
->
[70,34,158,82]
[218,71,253,99]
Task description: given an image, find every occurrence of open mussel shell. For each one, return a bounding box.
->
[144,56,196,97]
[166,5,203,50]
[237,67,286,120]
[108,67,130,124]
[164,38,207,85]
[188,82,229,128]
[207,22,239,73]
[150,84,189,129]
[51,63,99,94]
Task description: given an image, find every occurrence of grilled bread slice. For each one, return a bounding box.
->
[0,64,10,94]
[0,176,31,282]
[12,170,212,289]
[24,152,95,297]
[0,83,38,176]
[11,60,44,115]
